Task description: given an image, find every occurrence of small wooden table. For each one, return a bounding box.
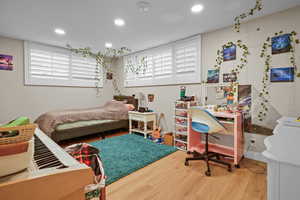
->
[128,111,156,138]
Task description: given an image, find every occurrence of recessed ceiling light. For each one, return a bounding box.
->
[114,18,125,27]
[191,4,204,13]
[105,42,112,48]
[54,28,66,35]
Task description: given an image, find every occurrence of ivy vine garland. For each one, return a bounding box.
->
[257,31,300,121]
[67,45,147,94]
[234,0,263,33]
[125,56,147,75]
[214,40,250,78]
[67,45,131,94]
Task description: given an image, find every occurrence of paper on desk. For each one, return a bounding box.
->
[277,117,300,128]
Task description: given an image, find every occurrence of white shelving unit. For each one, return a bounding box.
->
[174,100,197,151]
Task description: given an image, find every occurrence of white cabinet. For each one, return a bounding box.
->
[263,117,300,200]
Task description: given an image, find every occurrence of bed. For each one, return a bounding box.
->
[35,96,138,142]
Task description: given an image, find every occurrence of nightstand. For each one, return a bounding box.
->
[128,111,156,138]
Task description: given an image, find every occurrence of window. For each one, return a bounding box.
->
[124,35,201,87]
[25,41,103,87]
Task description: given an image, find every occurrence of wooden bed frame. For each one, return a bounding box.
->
[51,96,138,142]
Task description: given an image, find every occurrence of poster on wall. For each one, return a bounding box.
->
[106,72,113,80]
[207,69,219,83]
[270,67,294,82]
[0,54,13,71]
[272,34,291,55]
[223,72,237,82]
[223,44,236,62]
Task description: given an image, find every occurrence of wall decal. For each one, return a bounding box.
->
[106,72,113,80]
[148,94,155,102]
[214,40,250,79]
[270,67,294,82]
[271,34,292,55]
[223,72,237,83]
[207,69,219,83]
[0,54,13,71]
[258,31,299,121]
[223,44,236,62]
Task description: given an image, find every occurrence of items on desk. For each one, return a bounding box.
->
[180,86,186,100]
[181,96,195,101]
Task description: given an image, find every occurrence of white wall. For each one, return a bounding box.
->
[115,6,300,152]
[0,36,114,123]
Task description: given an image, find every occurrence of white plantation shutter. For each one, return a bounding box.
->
[71,54,102,87]
[25,41,103,87]
[174,38,201,84]
[29,49,70,81]
[124,35,201,87]
[153,49,172,81]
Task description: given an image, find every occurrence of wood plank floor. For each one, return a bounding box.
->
[107,151,267,200]
[59,132,267,200]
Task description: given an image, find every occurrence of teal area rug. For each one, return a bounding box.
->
[90,134,177,185]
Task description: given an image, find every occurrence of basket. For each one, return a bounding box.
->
[0,124,37,145]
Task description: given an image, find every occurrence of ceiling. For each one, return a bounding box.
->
[1,0,300,52]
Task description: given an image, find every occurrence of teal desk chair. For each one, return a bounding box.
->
[185,107,232,176]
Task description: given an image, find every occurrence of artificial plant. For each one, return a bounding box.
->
[67,45,147,94]
[214,40,250,77]
[234,0,263,33]
[257,31,300,121]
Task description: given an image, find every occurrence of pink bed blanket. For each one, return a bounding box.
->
[35,101,130,137]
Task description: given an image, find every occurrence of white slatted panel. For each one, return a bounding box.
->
[153,49,172,79]
[124,35,201,87]
[137,55,153,80]
[29,49,70,80]
[175,42,197,74]
[71,54,100,83]
[124,55,137,83]
[25,41,103,87]
[174,37,201,84]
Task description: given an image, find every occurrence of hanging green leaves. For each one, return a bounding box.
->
[214,40,250,78]
[234,0,263,33]
[125,56,148,75]
[258,31,299,121]
[67,45,131,94]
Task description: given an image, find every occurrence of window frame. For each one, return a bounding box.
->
[124,35,202,87]
[24,41,103,88]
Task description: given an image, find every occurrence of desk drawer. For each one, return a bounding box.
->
[129,114,145,121]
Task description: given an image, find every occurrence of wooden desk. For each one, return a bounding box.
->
[188,110,244,167]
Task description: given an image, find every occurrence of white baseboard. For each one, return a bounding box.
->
[244,151,267,163]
